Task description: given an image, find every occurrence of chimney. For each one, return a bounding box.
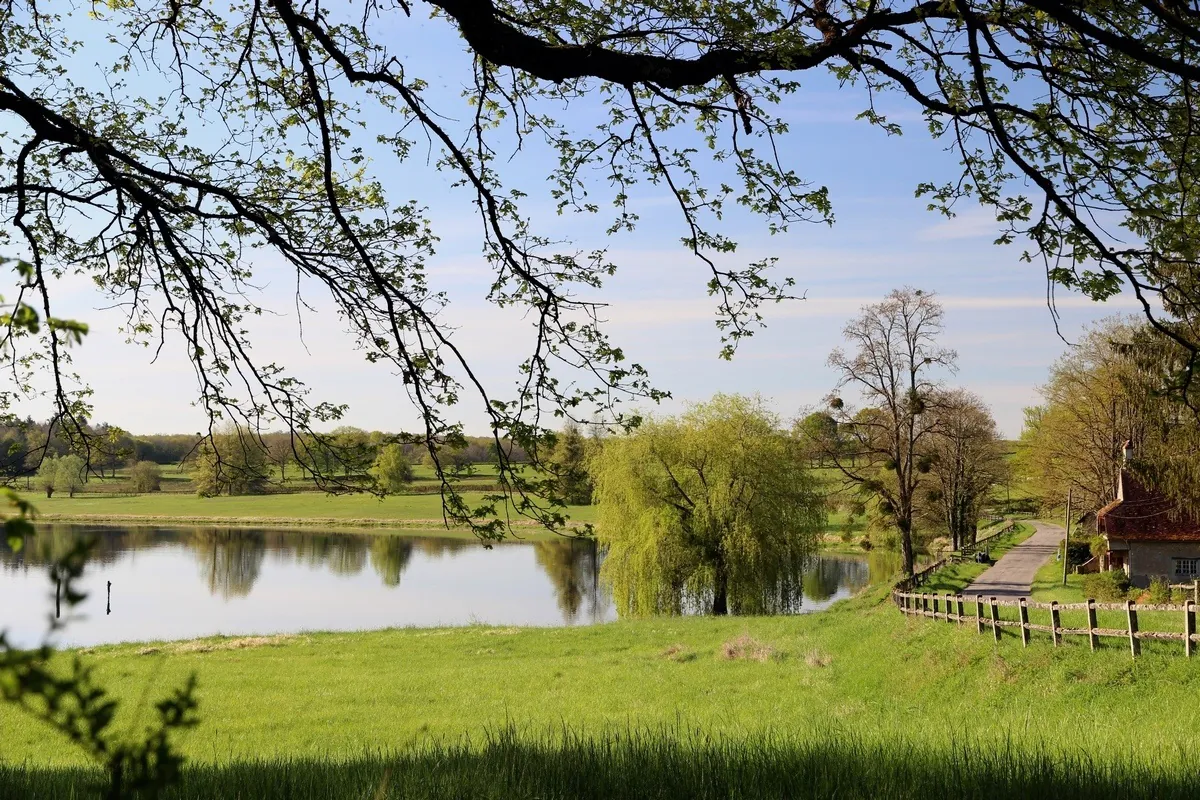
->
[1122,440,1134,466]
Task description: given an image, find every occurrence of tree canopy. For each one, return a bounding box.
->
[4,1,1200,537]
[825,288,956,575]
[919,389,1005,550]
[1018,315,1200,517]
[592,394,825,616]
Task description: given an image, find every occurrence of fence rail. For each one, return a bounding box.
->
[892,591,1198,659]
[893,519,1019,595]
[889,520,1199,659]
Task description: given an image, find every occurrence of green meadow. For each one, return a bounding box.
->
[21,490,597,530]
[3,583,1198,798]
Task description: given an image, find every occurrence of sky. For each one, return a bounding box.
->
[19,8,1145,440]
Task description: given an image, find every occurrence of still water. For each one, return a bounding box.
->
[1,525,899,647]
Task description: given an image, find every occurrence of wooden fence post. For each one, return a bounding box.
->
[932,594,939,620]
[1050,601,1061,648]
[923,594,929,616]
[945,593,955,624]
[956,595,965,627]
[990,597,1000,643]
[1019,598,1030,647]
[1186,600,1196,658]
[975,595,984,635]
[1087,599,1099,652]
[1126,600,1140,659]
[1194,580,1198,605]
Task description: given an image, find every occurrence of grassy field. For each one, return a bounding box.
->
[20,490,598,529]
[2,582,1198,797]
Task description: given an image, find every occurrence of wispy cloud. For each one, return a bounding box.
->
[915,207,1002,241]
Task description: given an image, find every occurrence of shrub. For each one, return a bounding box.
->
[1088,535,1108,561]
[1148,577,1171,605]
[130,460,162,493]
[1082,569,1132,602]
[1061,540,1091,567]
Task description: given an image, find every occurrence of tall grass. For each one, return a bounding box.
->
[3,726,1193,800]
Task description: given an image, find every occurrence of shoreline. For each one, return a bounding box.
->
[32,513,580,541]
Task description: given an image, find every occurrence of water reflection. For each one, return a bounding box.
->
[534,540,604,623]
[1,525,896,647]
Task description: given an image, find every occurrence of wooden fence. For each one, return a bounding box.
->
[892,591,1198,659]
[893,520,1019,595]
[890,519,1200,659]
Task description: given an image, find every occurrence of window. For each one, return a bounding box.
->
[1173,558,1200,577]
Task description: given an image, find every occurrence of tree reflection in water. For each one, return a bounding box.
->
[187,529,266,599]
[532,539,604,623]
[2,526,902,619]
[369,537,415,587]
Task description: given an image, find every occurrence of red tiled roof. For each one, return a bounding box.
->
[1097,470,1200,542]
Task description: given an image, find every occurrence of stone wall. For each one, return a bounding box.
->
[1127,541,1200,587]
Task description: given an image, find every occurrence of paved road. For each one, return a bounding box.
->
[964,521,1064,599]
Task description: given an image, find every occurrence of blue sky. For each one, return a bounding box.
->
[31,9,1141,439]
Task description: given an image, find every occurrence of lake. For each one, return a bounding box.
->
[1,524,899,647]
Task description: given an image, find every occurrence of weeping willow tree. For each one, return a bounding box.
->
[592,395,824,617]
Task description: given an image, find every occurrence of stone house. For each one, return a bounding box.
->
[1097,443,1200,588]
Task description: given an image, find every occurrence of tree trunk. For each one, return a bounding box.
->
[712,562,729,615]
[898,517,915,576]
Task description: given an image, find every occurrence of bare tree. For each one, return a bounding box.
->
[825,288,957,575]
[920,390,1006,551]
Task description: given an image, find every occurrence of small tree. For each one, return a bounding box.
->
[193,428,269,497]
[130,460,163,493]
[36,455,58,498]
[919,391,1006,550]
[548,421,594,505]
[54,454,86,498]
[593,394,825,616]
[369,444,413,493]
[794,411,839,468]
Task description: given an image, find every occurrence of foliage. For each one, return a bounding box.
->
[36,454,58,498]
[546,422,594,506]
[6,0,1200,537]
[193,429,270,497]
[1061,541,1092,568]
[1082,570,1133,603]
[918,390,1006,551]
[130,460,163,493]
[369,445,414,493]
[793,412,839,467]
[1016,318,1149,515]
[1148,577,1172,605]
[825,288,956,575]
[593,394,824,616]
[53,453,85,498]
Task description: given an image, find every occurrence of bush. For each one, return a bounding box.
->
[1088,535,1108,561]
[129,460,162,493]
[1148,577,1171,604]
[1061,540,1091,567]
[1082,569,1132,602]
